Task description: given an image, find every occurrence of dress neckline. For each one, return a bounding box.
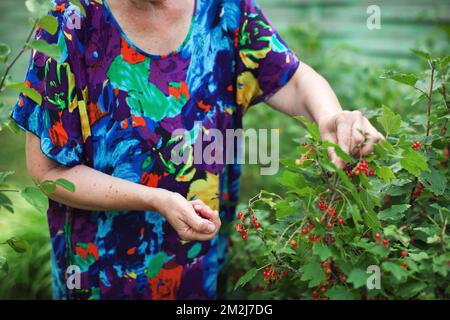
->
[102,0,198,60]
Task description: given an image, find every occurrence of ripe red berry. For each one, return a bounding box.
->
[309,234,315,242]
[301,228,308,235]
[237,211,243,218]
[337,218,344,225]
[401,250,407,257]
[320,196,325,201]
[412,141,421,150]
[382,239,389,247]
[401,261,408,268]
[291,240,298,248]
[327,223,333,229]
[242,233,248,240]
[254,222,261,229]
[375,233,381,239]
[313,291,319,299]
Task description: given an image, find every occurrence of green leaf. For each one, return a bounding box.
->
[6,82,42,105]
[439,55,450,68]
[21,186,48,212]
[294,116,321,141]
[375,166,395,183]
[145,252,170,279]
[410,49,431,60]
[234,267,258,290]
[28,39,61,61]
[276,170,307,189]
[0,43,11,63]
[382,261,408,282]
[347,268,368,289]
[301,257,325,288]
[378,204,410,221]
[325,285,354,300]
[322,140,352,163]
[6,119,21,135]
[5,237,30,253]
[384,225,410,246]
[0,256,8,278]
[419,169,447,196]
[376,105,401,136]
[400,149,429,176]
[396,281,428,298]
[37,15,58,35]
[314,242,332,261]
[55,179,76,192]
[25,0,52,18]
[380,70,419,87]
[0,171,14,184]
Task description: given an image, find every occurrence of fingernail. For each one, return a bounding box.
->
[207,222,216,233]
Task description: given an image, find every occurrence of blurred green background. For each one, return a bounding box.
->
[0,0,449,299]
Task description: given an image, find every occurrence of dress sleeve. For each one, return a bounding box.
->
[10,7,85,167]
[236,0,300,111]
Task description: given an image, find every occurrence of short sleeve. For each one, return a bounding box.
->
[10,7,85,167]
[236,0,300,111]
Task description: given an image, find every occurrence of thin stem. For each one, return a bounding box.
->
[425,65,435,137]
[0,24,36,91]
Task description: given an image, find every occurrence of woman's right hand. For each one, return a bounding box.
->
[154,190,221,241]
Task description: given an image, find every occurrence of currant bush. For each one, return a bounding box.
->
[232,52,449,300]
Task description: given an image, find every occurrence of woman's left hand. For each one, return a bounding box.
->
[318,110,384,169]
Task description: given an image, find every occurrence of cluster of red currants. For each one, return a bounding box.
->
[236,211,260,240]
[412,184,425,200]
[411,141,421,150]
[300,221,322,243]
[374,232,390,248]
[400,250,408,268]
[344,159,375,178]
[262,266,289,283]
[317,197,344,230]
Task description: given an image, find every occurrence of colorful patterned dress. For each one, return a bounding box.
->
[11,0,299,299]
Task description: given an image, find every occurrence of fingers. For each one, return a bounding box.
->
[192,201,221,231]
[184,207,217,234]
[356,117,384,157]
[181,207,221,242]
[321,111,384,168]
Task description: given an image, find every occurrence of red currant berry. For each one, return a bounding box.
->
[237,211,243,218]
[401,261,408,268]
[327,223,333,229]
[337,218,344,225]
[375,233,381,239]
[291,240,298,248]
[301,228,308,235]
[401,250,407,257]
[382,239,389,247]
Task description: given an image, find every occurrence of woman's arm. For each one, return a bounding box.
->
[26,133,220,241]
[267,63,384,168]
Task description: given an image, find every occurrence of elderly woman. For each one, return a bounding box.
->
[11,0,383,299]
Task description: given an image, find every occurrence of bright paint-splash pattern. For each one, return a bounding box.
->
[11,0,299,299]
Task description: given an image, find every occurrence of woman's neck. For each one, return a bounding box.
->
[127,0,168,10]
